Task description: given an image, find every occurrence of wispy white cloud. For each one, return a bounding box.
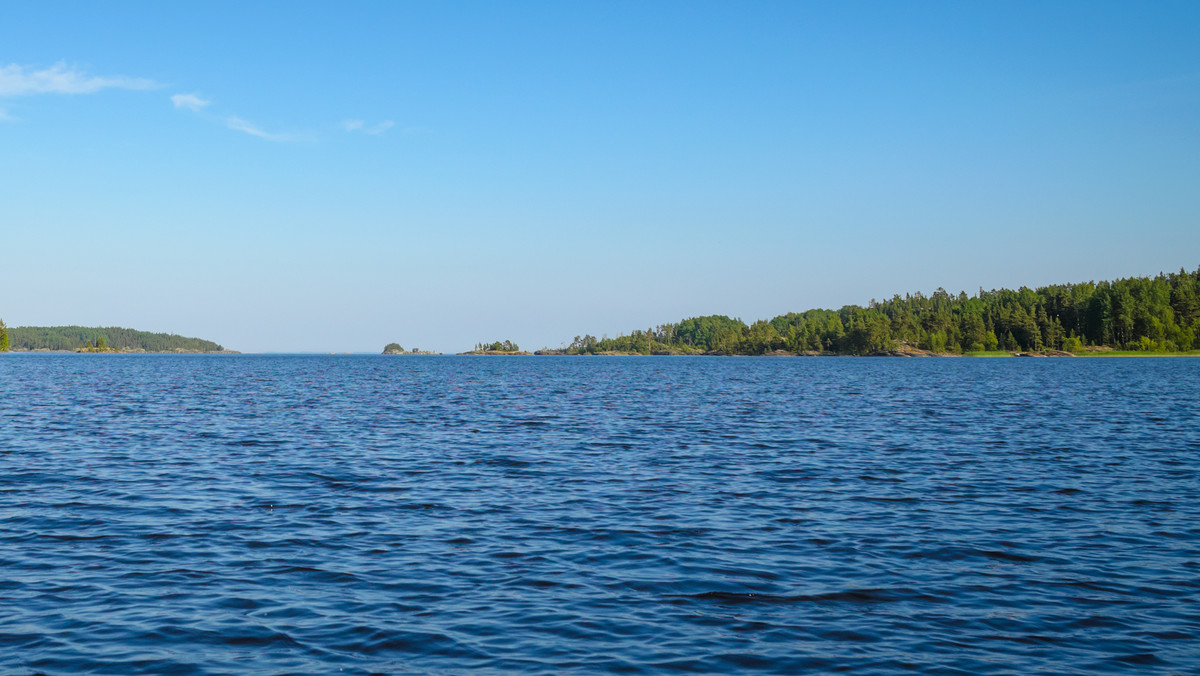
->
[368,121,395,135]
[1,62,360,144]
[0,61,156,96]
[342,118,394,135]
[170,93,299,142]
[226,115,295,142]
[171,93,210,112]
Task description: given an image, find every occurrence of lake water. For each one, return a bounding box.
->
[1,355,1198,674]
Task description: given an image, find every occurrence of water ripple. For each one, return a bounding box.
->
[0,354,1198,673]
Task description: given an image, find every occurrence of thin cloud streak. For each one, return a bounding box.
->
[170,92,299,142]
[342,118,394,135]
[226,116,295,142]
[366,120,394,135]
[171,93,210,112]
[0,61,156,96]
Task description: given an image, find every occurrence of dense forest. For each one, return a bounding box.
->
[554,267,1200,356]
[1,325,227,353]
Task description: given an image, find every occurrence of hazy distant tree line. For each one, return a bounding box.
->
[1,325,225,352]
[562,267,1200,355]
[474,340,520,352]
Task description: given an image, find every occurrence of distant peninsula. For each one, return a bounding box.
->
[0,325,234,353]
[537,267,1200,357]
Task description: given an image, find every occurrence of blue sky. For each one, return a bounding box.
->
[2,2,1198,352]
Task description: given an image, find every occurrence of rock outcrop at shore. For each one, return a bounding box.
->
[867,342,943,357]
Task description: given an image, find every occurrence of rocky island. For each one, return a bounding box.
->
[460,340,530,355]
[383,343,441,355]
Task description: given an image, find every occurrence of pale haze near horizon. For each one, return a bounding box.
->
[2,2,1198,353]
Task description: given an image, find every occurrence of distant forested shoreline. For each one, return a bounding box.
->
[542,267,1200,356]
[0,325,229,353]
[4,267,1197,356]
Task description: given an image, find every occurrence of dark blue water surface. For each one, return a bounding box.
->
[1,355,1198,674]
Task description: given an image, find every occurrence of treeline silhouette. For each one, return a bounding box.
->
[561,267,1200,355]
[5,326,225,352]
[473,340,520,353]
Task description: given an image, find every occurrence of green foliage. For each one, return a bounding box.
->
[8,326,225,352]
[1061,335,1084,353]
[567,334,601,354]
[840,306,892,354]
[675,315,747,352]
[983,331,999,351]
[564,266,1200,356]
[959,311,986,352]
[562,316,745,355]
[383,342,404,354]
[0,319,8,352]
[476,340,519,352]
[741,320,784,355]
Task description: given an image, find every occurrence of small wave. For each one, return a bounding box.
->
[670,587,944,605]
[1108,652,1170,666]
[227,438,285,447]
[476,456,533,468]
[222,631,306,649]
[980,549,1040,563]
